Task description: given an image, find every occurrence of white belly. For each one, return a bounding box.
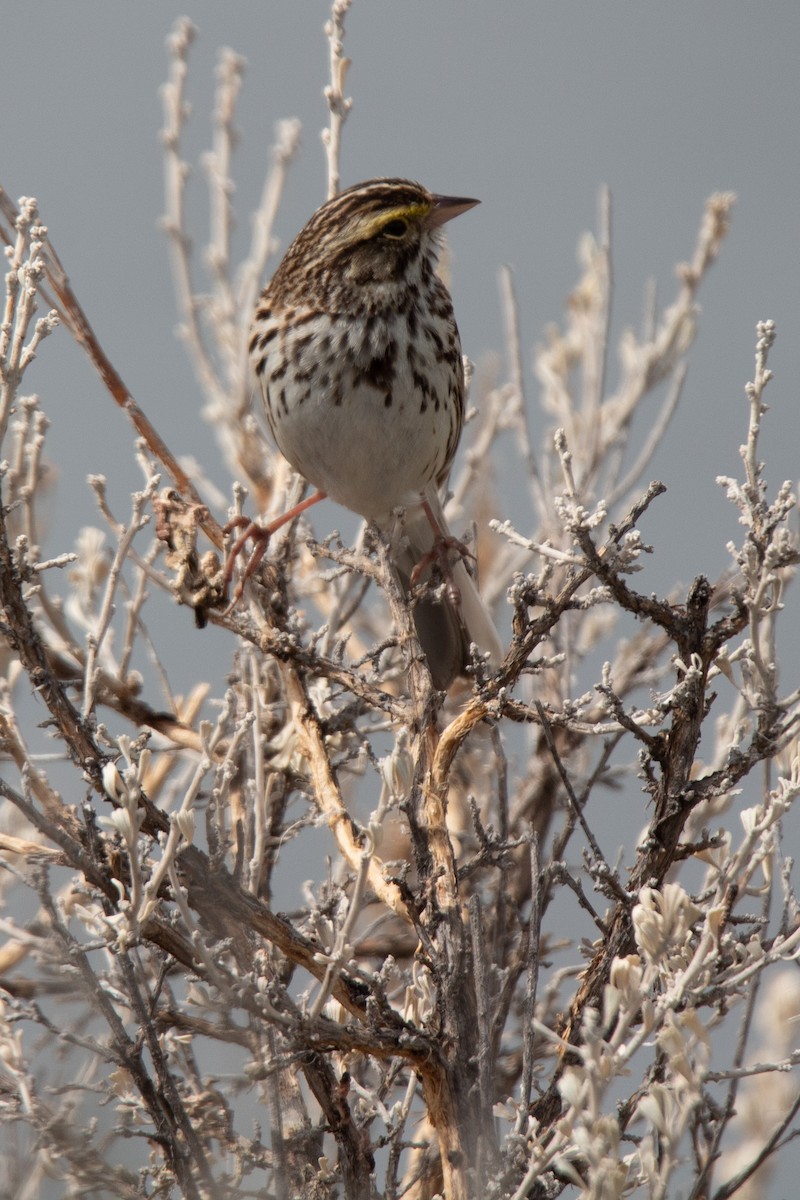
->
[263,312,460,523]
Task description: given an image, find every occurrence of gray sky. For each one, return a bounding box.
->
[3,8,800,807]
[3,7,800,1193]
[3,3,799,603]
[4,0,800,839]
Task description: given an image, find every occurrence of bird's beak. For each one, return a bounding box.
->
[426,194,480,229]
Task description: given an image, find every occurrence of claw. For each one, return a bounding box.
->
[409,533,474,586]
[409,496,476,607]
[222,488,327,612]
[221,518,273,613]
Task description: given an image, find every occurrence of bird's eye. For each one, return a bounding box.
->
[382,218,408,239]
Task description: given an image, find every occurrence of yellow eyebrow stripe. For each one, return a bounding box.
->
[357,203,430,239]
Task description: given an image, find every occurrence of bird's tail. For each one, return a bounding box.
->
[387,495,502,690]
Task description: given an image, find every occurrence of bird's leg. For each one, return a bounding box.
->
[410,497,476,607]
[223,488,326,610]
